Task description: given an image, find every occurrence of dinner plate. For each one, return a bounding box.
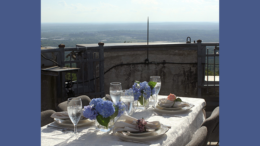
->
[156,105,183,110]
[54,118,93,127]
[127,131,155,136]
[124,127,161,136]
[117,125,170,140]
[154,102,194,114]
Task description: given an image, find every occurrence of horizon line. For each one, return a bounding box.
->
[41,21,219,24]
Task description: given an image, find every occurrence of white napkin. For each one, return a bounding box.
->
[113,115,161,133]
[50,111,85,120]
[51,111,70,120]
[173,101,190,108]
[158,98,190,108]
[158,98,174,107]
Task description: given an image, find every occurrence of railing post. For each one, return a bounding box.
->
[58,44,66,102]
[98,42,105,97]
[197,40,202,98]
[58,44,65,67]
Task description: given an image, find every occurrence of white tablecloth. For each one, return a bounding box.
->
[41,95,206,146]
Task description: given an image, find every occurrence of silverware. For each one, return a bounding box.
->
[119,138,151,145]
[152,111,182,118]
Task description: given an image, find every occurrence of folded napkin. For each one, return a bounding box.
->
[158,97,190,108]
[113,115,160,133]
[173,101,190,108]
[50,111,85,120]
[158,98,174,108]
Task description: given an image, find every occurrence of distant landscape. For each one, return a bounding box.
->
[41,22,219,76]
[41,22,219,47]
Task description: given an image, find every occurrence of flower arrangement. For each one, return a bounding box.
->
[167,93,182,102]
[132,81,157,105]
[83,98,126,128]
[136,118,147,132]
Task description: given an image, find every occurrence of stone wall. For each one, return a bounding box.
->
[41,44,219,111]
[103,47,198,97]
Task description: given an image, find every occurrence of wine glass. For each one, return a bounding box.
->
[67,97,82,138]
[109,82,122,104]
[120,89,134,115]
[150,76,161,105]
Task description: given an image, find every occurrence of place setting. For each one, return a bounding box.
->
[153,93,194,114]
[46,97,94,134]
[113,114,170,144]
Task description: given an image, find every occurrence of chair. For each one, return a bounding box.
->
[201,106,219,146]
[208,122,219,144]
[186,126,208,146]
[57,95,91,111]
[41,110,55,127]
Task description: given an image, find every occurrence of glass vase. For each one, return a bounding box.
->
[149,94,157,107]
[95,118,114,132]
[134,93,149,111]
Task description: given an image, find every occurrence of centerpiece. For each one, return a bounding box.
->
[132,81,156,110]
[83,98,125,132]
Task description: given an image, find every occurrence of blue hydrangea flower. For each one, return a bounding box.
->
[96,100,115,118]
[144,81,155,99]
[83,105,98,120]
[132,83,141,100]
[132,81,155,100]
[139,81,148,91]
[126,88,133,96]
[151,88,155,95]
[89,98,103,107]
[143,84,152,99]
[117,101,126,117]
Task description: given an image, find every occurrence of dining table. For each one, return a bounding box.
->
[41,95,206,146]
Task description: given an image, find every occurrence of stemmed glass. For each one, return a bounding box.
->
[120,89,134,115]
[109,82,122,104]
[67,97,82,138]
[150,76,161,106]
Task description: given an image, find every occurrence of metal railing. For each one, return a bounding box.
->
[41,43,105,103]
[41,41,219,105]
[204,45,219,94]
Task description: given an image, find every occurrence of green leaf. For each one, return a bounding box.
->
[110,106,118,119]
[175,98,182,102]
[148,81,157,89]
[138,95,144,105]
[96,114,111,128]
[135,80,140,84]
[138,95,148,106]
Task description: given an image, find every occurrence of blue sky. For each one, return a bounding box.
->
[41,0,219,23]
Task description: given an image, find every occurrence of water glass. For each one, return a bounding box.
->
[120,89,134,115]
[109,82,122,104]
[150,76,161,95]
[67,97,82,138]
[150,76,161,105]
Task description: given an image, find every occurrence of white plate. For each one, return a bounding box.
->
[127,131,155,136]
[117,125,170,140]
[154,102,194,114]
[125,124,162,136]
[54,118,93,127]
[156,105,183,110]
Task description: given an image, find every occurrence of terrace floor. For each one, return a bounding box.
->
[206,111,219,145]
[207,142,219,145]
[205,76,219,82]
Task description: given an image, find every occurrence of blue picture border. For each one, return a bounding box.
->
[1,0,40,145]
[2,0,259,145]
[220,0,260,145]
